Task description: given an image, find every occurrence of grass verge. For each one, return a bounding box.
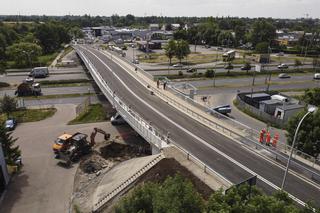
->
[0,108,57,123]
[68,104,108,125]
[39,79,91,88]
[233,99,281,129]
[23,93,93,100]
[0,82,10,88]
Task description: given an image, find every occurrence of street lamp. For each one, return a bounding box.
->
[281,106,317,190]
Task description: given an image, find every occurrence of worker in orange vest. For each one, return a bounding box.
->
[259,129,266,144]
[266,131,271,146]
[272,132,279,148]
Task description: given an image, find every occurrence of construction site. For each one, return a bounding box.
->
[59,124,231,213]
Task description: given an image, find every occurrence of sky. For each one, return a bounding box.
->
[1,0,319,19]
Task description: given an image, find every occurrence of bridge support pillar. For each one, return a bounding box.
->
[151,143,161,155]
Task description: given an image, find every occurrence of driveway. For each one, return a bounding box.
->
[0,104,124,213]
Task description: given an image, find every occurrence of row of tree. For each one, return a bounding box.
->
[287,88,320,157]
[115,174,319,213]
[0,21,83,70]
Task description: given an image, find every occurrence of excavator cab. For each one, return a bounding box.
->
[53,133,73,154]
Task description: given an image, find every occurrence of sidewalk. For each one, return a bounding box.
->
[102,50,320,173]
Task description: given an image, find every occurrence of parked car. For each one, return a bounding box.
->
[314,73,320,80]
[278,73,291,79]
[210,105,232,115]
[204,45,211,49]
[278,63,289,69]
[186,68,197,73]
[217,47,224,51]
[276,52,285,56]
[5,118,17,130]
[132,59,139,64]
[111,113,126,125]
[173,63,183,68]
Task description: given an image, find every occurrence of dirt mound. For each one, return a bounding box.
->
[100,142,151,160]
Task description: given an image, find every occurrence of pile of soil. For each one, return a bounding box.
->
[137,158,214,199]
[100,142,151,161]
[80,154,108,174]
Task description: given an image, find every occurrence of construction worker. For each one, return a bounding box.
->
[272,132,279,148]
[266,131,271,146]
[259,129,266,144]
[157,80,160,88]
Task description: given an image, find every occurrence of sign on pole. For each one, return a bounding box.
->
[255,64,261,72]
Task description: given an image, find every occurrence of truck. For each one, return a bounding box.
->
[15,82,41,96]
[222,50,236,61]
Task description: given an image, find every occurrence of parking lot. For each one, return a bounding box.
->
[0,104,130,213]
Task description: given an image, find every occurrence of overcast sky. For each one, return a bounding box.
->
[1,0,319,18]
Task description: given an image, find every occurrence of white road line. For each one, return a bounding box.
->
[82,47,307,206]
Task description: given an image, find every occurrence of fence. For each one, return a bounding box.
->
[102,48,320,183]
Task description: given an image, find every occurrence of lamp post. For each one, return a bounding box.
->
[281,106,317,190]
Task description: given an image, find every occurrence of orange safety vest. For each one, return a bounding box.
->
[259,129,266,143]
[272,133,279,147]
[266,132,271,145]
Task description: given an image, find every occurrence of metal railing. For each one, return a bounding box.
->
[77,50,166,151]
[102,49,320,184]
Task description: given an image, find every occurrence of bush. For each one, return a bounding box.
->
[205,69,214,78]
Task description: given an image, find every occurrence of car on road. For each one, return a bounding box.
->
[276,52,285,56]
[132,59,139,64]
[172,63,183,68]
[278,63,289,69]
[210,105,232,115]
[5,118,17,131]
[25,77,34,84]
[314,73,320,80]
[278,73,291,79]
[111,113,126,125]
[217,47,224,51]
[241,65,251,71]
[204,45,211,49]
[29,67,49,78]
[186,68,197,73]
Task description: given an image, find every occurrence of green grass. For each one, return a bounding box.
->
[233,99,281,129]
[0,108,57,123]
[38,52,59,66]
[23,93,92,100]
[138,52,222,64]
[68,104,108,125]
[39,79,91,88]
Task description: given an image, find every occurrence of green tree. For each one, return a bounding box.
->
[0,122,20,165]
[0,94,17,116]
[175,39,191,64]
[303,88,320,106]
[255,42,270,53]
[115,174,205,213]
[164,39,176,65]
[205,69,214,78]
[6,42,42,67]
[69,26,84,39]
[286,109,320,157]
[0,33,6,73]
[250,20,276,46]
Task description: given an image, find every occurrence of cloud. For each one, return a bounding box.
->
[0,0,319,18]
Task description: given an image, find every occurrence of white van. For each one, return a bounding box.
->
[314,73,320,80]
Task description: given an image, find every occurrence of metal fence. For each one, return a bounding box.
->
[102,48,320,183]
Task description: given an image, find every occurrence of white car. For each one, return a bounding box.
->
[278,63,289,69]
[172,63,183,67]
[314,73,320,80]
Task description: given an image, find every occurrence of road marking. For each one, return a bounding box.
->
[81,47,307,206]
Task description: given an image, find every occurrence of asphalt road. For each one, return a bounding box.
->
[76,45,320,206]
[0,86,95,97]
[0,73,89,84]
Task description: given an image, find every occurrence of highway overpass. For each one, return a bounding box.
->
[75,45,320,207]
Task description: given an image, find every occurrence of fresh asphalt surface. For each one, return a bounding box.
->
[76,45,320,206]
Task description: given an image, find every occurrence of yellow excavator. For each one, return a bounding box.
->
[53,128,110,166]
